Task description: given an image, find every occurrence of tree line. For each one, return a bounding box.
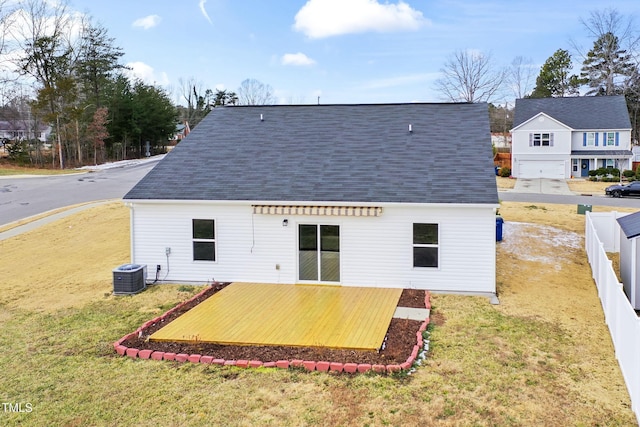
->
[0,0,275,168]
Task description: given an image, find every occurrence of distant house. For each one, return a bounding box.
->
[0,120,50,143]
[123,103,499,296]
[170,122,191,143]
[491,133,511,149]
[511,96,632,179]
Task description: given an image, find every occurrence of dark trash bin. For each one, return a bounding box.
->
[496,216,504,241]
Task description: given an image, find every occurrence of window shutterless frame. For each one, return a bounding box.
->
[192,219,216,261]
[413,223,439,268]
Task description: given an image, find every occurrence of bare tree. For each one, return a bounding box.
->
[0,0,17,81]
[237,78,275,105]
[10,0,73,168]
[434,50,506,103]
[507,56,536,99]
[177,76,211,127]
[575,8,640,58]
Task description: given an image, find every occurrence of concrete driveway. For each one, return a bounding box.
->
[511,178,573,195]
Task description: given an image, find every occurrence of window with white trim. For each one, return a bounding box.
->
[572,159,578,172]
[530,132,552,147]
[192,219,216,261]
[586,132,595,146]
[606,132,615,146]
[606,159,614,168]
[413,223,438,268]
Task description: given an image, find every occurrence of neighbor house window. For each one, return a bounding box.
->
[192,219,216,261]
[606,132,616,146]
[413,223,438,268]
[530,133,552,147]
[586,132,595,146]
[606,159,614,168]
[572,159,578,173]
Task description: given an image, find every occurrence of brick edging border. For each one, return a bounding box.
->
[113,288,431,374]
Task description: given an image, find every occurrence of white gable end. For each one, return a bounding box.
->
[512,113,572,132]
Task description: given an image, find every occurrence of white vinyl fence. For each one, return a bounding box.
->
[585,211,640,424]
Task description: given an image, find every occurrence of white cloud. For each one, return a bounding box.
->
[281,52,316,66]
[199,0,213,24]
[125,62,169,86]
[293,0,427,39]
[132,15,161,30]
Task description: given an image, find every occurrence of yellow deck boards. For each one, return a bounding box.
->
[150,283,403,351]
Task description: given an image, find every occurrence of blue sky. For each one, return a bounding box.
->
[67,0,640,106]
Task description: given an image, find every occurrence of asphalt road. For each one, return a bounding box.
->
[0,157,161,227]
[499,190,640,208]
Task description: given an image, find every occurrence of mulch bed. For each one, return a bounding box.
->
[119,284,427,365]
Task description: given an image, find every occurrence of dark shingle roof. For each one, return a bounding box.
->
[571,150,632,157]
[617,211,640,239]
[513,96,631,130]
[125,103,498,205]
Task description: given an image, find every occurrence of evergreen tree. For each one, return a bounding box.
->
[214,89,238,106]
[75,21,126,108]
[581,32,635,95]
[104,74,135,159]
[626,67,640,144]
[530,49,582,98]
[131,80,177,155]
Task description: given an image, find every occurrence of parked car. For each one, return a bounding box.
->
[605,181,640,197]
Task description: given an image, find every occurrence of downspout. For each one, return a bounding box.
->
[125,202,135,263]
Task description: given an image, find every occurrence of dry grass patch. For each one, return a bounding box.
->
[0,201,637,426]
[567,178,617,195]
[497,201,636,234]
[0,202,130,312]
[496,176,516,189]
[0,165,84,176]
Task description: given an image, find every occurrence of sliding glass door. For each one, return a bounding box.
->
[298,224,340,282]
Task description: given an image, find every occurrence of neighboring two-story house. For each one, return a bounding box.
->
[511,96,632,179]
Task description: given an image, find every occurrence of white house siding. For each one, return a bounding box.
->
[511,114,572,179]
[127,201,497,293]
[570,129,631,150]
[570,129,632,172]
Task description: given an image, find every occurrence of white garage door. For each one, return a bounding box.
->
[518,161,565,179]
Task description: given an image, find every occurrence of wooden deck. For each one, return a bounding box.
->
[150,283,403,351]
